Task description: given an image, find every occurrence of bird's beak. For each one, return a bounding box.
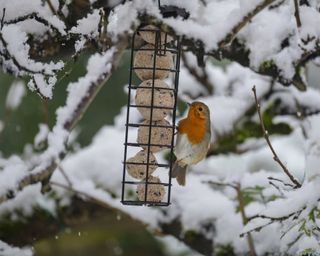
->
[187,102,191,106]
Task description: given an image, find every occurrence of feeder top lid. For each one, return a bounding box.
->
[159,5,190,19]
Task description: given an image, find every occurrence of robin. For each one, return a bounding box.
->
[172,101,211,186]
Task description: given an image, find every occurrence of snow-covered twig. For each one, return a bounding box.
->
[181,52,214,95]
[219,0,277,48]
[252,85,302,188]
[0,38,128,205]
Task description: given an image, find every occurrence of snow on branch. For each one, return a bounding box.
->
[0,240,32,256]
[219,0,277,48]
[0,39,128,205]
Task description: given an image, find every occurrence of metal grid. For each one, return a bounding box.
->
[121,26,181,206]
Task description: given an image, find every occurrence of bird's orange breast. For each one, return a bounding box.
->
[177,116,207,145]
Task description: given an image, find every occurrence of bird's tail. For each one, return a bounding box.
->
[171,161,187,186]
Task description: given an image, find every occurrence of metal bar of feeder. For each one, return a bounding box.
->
[121,31,136,203]
[124,142,172,148]
[132,67,177,72]
[132,48,178,54]
[125,162,170,168]
[167,37,181,205]
[128,85,175,91]
[121,200,170,207]
[123,180,171,186]
[126,123,174,128]
[143,29,160,204]
[129,104,175,110]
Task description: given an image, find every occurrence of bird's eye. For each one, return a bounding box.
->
[198,107,203,111]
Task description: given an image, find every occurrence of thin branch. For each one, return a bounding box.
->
[219,0,277,48]
[268,181,285,197]
[248,211,297,222]
[293,0,302,28]
[204,180,237,189]
[57,165,72,187]
[240,221,273,237]
[236,183,257,256]
[45,0,58,17]
[181,52,214,95]
[1,8,5,28]
[252,85,301,188]
[268,176,294,188]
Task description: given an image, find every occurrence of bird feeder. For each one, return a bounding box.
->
[121,24,182,206]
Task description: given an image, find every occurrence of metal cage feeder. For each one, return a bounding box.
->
[121,25,182,206]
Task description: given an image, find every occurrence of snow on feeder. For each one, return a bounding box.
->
[121,24,182,206]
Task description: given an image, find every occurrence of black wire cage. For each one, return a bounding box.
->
[121,25,182,206]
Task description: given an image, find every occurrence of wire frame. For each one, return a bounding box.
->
[121,26,181,206]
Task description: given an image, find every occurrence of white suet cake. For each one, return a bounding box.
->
[126,150,158,180]
[137,119,173,152]
[135,79,174,121]
[137,176,165,202]
[134,44,173,81]
[138,25,173,45]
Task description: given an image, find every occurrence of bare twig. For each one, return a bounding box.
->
[248,211,297,222]
[236,183,257,256]
[1,8,5,28]
[268,181,285,197]
[181,52,214,95]
[293,0,302,28]
[268,176,294,188]
[240,221,273,237]
[219,0,277,48]
[45,0,58,17]
[252,85,301,188]
[57,165,72,187]
[204,180,237,189]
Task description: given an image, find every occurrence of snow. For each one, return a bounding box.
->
[107,1,140,41]
[71,9,100,37]
[1,0,320,255]
[0,240,32,256]
[1,24,63,75]
[56,47,115,126]
[34,124,49,148]
[5,80,26,111]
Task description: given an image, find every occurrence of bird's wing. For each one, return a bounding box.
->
[174,133,193,161]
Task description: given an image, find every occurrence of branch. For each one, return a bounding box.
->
[219,0,277,48]
[235,183,257,256]
[4,12,63,35]
[252,85,301,188]
[0,182,214,255]
[204,180,237,189]
[0,38,128,205]
[181,52,214,95]
[293,0,302,28]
